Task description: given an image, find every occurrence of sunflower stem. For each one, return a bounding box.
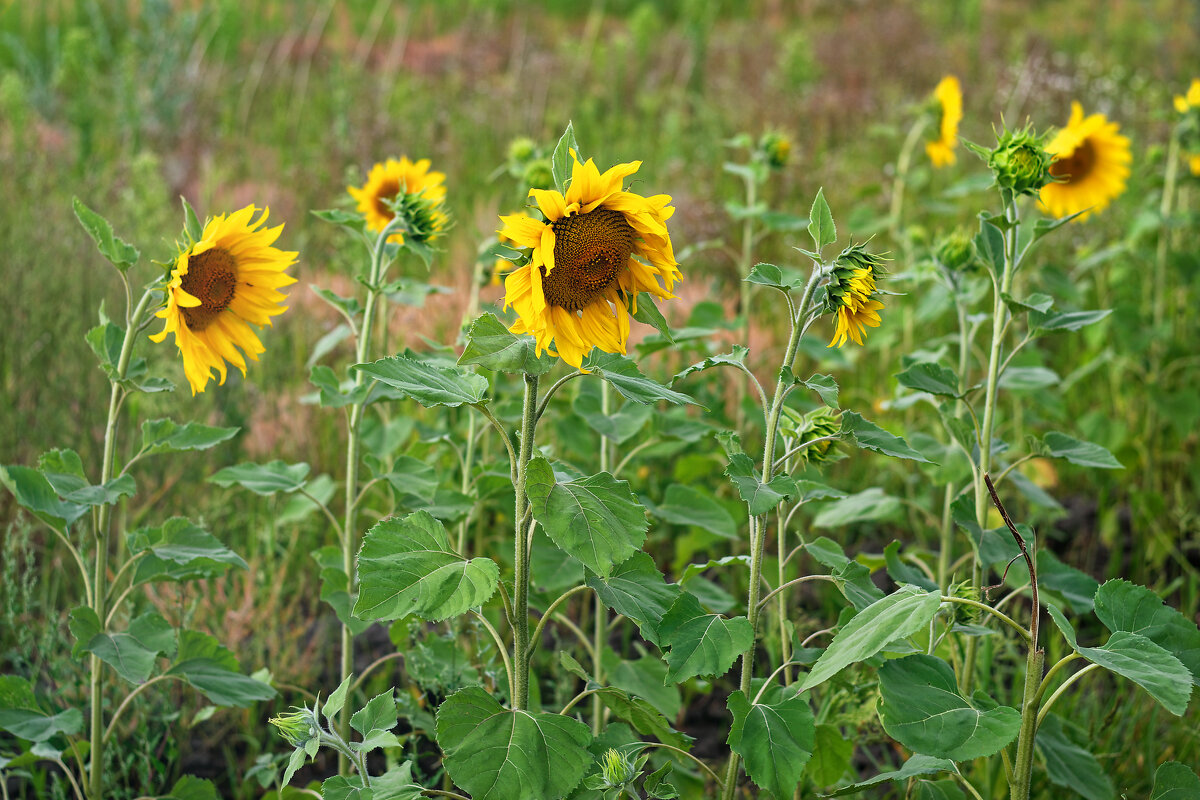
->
[889,115,929,245]
[89,288,156,800]
[512,373,540,710]
[591,381,613,734]
[735,168,758,430]
[721,267,821,800]
[963,190,1019,695]
[337,217,402,771]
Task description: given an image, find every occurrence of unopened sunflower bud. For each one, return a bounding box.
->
[759,131,793,170]
[507,136,538,164]
[523,158,555,191]
[599,748,638,787]
[390,188,449,246]
[986,124,1054,196]
[269,705,320,750]
[934,229,975,272]
[949,580,981,625]
[797,406,842,465]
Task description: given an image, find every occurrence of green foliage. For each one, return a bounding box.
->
[726,688,815,798]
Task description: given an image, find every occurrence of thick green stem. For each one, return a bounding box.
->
[339,219,400,767]
[722,271,821,799]
[512,374,540,710]
[592,382,613,733]
[964,193,1018,694]
[938,298,971,591]
[89,289,156,800]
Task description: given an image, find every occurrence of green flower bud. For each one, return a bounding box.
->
[758,130,793,170]
[269,706,319,749]
[388,188,449,245]
[522,158,554,191]
[985,124,1054,195]
[949,580,981,625]
[798,406,842,465]
[934,229,975,272]
[507,136,537,164]
[600,748,638,787]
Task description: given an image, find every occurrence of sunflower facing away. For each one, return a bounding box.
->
[348,157,447,242]
[1039,102,1131,221]
[925,76,962,168]
[827,244,887,348]
[150,206,297,394]
[497,152,680,368]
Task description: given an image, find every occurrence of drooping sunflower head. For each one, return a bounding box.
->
[825,241,888,349]
[1174,79,1200,176]
[1039,102,1131,221]
[150,205,297,394]
[348,157,447,242]
[925,75,963,168]
[497,151,680,369]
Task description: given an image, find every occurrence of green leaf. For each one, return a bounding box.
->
[998,366,1059,390]
[812,487,902,528]
[322,675,354,720]
[1047,606,1192,715]
[727,689,815,799]
[896,362,961,398]
[209,461,310,495]
[744,262,806,291]
[351,690,399,752]
[127,517,247,585]
[0,464,88,532]
[181,196,203,241]
[38,449,136,507]
[808,188,836,251]
[312,546,371,636]
[647,484,737,539]
[140,419,239,456]
[632,293,673,342]
[311,207,367,234]
[70,609,176,684]
[973,220,1005,274]
[436,686,592,800]
[311,284,364,319]
[167,630,275,707]
[0,675,84,742]
[1152,761,1200,800]
[551,121,580,194]
[459,313,554,376]
[1033,309,1112,332]
[384,456,440,505]
[658,595,754,683]
[806,537,884,610]
[593,687,690,749]
[672,346,750,384]
[355,511,499,622]
[582,353,698,406]
[800,586,942,691]
[802,373,840,408]
[73,197,139,271]
[824,754,953,797]
[878,655,1020,760]
[355,352,489,408]
[1093,579,1200,686]
[586,553,681,646]
[808,723,854,787]
[913,779,967,800]
[1035,715,1115,800]
[572,383,652,445]
[164,775,219,800]
[841,412,931,462]
[724,453,794,516]
[884,541,938,592]
[1042,432,1123,469]
[1002,292,1054,314]
[309,364,369,408]
[1036,550,1099,614]
[610,656,681,719]
[525,459,647,578]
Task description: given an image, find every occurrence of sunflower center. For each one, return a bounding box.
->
[1049,138,1095,183]
[542,209,635,311]
[372,179,401,219]
[180,247,238,331]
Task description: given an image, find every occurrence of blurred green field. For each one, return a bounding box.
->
[2,1,1198,797]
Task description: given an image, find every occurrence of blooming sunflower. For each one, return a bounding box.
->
[497,152,680,369]
[150,206,297,394]
[348,157,447,242]
[925,76,962,168]
[1039,102,1131,221]
[1174,79,1200,176]
[826,243,887,348]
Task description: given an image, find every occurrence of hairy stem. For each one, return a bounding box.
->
[512,373,540,709]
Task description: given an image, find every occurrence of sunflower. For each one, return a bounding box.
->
[925,76,962,168]
[497,152,680,369]
[826,243,887,348]
[348,157,447,242]
[150,206,297,394]
[1039,102,1131,221]
[1174,79,1200,176]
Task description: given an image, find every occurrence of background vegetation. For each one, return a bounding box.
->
[1,0,1197,797]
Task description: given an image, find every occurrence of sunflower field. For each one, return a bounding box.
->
[2,2,1199,799]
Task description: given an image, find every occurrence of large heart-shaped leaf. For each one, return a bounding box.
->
[727,688,815,798]
[436,687,592,800]
[658,594,753,683]
[355,512,499,622]
[69,609,177,684]
[1093,579,1200,686]
[586,553,681,646]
